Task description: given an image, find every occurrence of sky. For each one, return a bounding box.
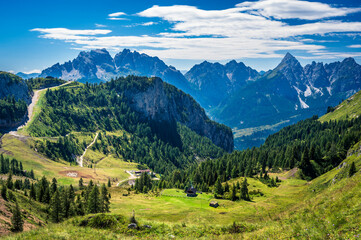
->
[0,0,361,73]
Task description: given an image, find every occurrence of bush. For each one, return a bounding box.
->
[87,214,118,229]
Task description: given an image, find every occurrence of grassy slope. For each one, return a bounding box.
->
[4,86,361,239]
[0,187,48,237]
[0,82,141,185]
[320,89,361,122]
[5,150,360,239]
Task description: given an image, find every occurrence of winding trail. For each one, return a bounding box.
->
[77,132,99,167]
[8,81,72,136]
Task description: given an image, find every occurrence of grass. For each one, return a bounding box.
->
[319,90,361,122]
[0,133,139,185]
[3,150,361,239]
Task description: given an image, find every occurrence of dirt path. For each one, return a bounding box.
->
[116,170,159,186]
[116,171,136,186]
[8,81,72,137]
[77,132,99,167]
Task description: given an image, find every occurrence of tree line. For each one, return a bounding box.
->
[161,115,361,190]
[28,77,224,174]
[1,172,111,232]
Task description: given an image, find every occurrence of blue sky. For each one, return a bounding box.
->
[0,0,361,73]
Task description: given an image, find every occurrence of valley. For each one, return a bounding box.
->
[2,1,361,238]
[1,69,361,239]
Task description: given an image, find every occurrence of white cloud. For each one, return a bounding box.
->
[23,69,41,74]
[108,17,128,21]
[30,28,111,40]
[95,24,107,28]
[348,44,361,48]
[125,22,158,27]
[236,0,361,20]
[108,12,126,17]
[31,1,361,61]
[141,22,157,26]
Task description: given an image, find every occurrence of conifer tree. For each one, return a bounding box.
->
[79,177,84,189]
[11,201,23,232]
[100,184,110,212]
[87,184,99,213]
[231,183,237,201]
[50,178,57,194]
[75,195,85,216]
[224,182,230,192]
[240,178,250,201]
[349,162,357,177]
[6,172,13,190]
[215,177,224,196]
[30,183,36,200]
[1,183,8,201]
[107,178,111,187]
[61,189,70,219]
[50,190,61,223]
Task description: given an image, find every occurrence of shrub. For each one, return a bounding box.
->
[87,214,118,229]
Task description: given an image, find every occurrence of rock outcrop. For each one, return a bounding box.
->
[124,77,234,152]
[0,71,32,104]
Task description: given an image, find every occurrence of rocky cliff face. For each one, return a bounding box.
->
[212,53,361,149]
[185,60,259,107]
[123,77,234,152]
[0,71,32,104]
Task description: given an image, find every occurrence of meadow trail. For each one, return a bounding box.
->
[77,132,99,167]
[8,81,72,137]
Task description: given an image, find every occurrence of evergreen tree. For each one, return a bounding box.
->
[60,188,70,219]
[87,184,99,213]
[50,178,57,194]
[100,184,110,213]
[79,177,84,189]
[236,181,240,190]
[231,184,237,201]
[75,195,85,216]
[349,162,357,177]
[49,190,61,223]
[224,182,230,192]
[1,183,8,201]
[240,178,250,201]
[11,201,23,232]
[299,146,314,179]
[214,177,224,196]
[107,178,111,187]
[30,183,36,200]
[6,172,13,190]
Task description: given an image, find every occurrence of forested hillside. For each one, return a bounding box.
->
[162,90,361,190]
[28,77,229,174]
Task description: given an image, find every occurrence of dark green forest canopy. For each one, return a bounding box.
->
[26,77,66,90]
[163,115,361,189]
[29,77,225,174]
[0,96,27,123]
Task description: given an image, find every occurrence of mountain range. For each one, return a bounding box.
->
[33,49,361,149]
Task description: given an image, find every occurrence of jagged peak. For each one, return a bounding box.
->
[281,52,298,63]
[342,57,357,65]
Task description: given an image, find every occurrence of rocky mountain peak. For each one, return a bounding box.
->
[274,53,306,89]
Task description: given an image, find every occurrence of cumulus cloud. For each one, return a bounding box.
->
[31,1,361,60]
[236,0,361,20]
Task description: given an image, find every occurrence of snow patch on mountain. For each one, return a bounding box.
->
[304,85,312,97]
[327,87,332,95]
[298,95,309,109]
